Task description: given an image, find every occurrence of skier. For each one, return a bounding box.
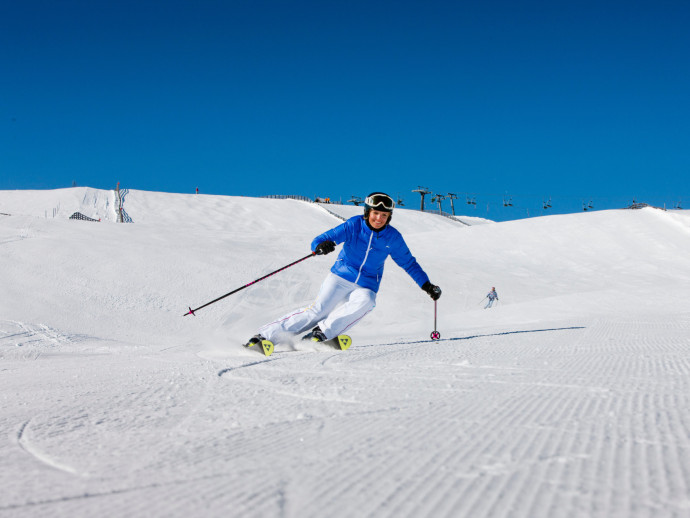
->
[246,192,442,347]
[484,287,499,308]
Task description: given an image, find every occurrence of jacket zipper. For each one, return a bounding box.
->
[355,231,374,285]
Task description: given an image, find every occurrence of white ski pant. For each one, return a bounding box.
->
[260,273,376,343]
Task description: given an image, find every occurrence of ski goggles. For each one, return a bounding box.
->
[365,193,395,211]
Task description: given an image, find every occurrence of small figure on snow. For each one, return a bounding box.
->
[247,192,441,347]
[484,287,499,308]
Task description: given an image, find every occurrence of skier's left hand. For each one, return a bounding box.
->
[422,281,442,301]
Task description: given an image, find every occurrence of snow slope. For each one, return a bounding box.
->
[1,188,689,517]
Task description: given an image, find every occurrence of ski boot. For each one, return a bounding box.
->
[302,326,327,342]
[244,334,274,356]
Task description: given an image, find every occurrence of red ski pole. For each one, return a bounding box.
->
[183,252,316,316]
[430,299,441,340]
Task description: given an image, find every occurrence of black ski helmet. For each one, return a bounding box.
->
[363,192,395,225]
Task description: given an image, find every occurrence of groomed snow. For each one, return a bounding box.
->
[1,188,689,517]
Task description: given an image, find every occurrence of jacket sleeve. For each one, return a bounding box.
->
[389,233,430,288]
[311,219,351,252]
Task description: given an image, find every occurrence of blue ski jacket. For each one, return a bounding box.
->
[311,216,430,293]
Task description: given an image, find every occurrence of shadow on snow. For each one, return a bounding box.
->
[371,326,587,347]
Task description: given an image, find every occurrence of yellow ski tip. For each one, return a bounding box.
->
[261,340,274,356]
[336,335,351,351]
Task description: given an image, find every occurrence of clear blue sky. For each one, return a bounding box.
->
[2,0,689,220]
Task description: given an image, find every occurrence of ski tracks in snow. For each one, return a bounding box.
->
[15,419,83,476]
[0,320,91,355]
[208,320,690,518]
[2,319,690,517]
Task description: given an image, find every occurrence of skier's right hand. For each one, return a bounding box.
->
[315,240,336,255]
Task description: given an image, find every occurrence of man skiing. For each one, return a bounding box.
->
[246,192,442,348]
[484,287,499,308]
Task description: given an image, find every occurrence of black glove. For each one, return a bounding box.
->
[422,281,442,301]
[315,240,336,255]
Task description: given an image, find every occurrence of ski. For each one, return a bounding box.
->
[327,334,352,351]
[243,338,274,357]
[243,334,350,356]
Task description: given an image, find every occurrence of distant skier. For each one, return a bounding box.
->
[246,192,442,347]
[484,287,499,308]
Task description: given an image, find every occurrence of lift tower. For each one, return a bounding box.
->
[412,187,431,211]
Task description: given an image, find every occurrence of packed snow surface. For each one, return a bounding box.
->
[1,188,689,517]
